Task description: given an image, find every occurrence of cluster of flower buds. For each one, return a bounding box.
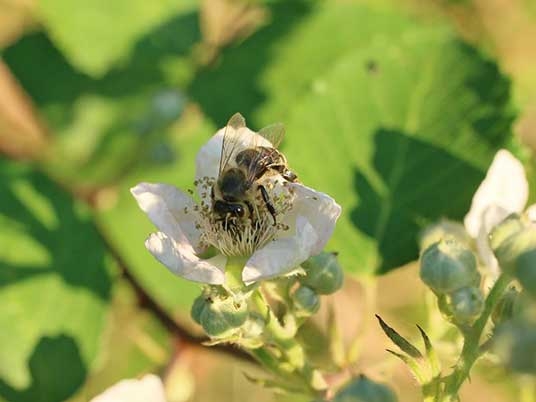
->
[490,213,536,297]
[292,252,344,317]
[419,228,484,326]
[190,252,343,348]
[330,375,397,402]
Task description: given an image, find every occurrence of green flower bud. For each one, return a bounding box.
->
[492,287,521,326]
[494,319,536,374]
[301,252,344,294]
[333,375,398,402]
[419,220,471,251]
[448,286,484,325]
[420,238,480,295]
[191,295,207,325]
[491,221,536,274]
[198,294,248,338]
[292,285,320,318]
[489,214,524,254]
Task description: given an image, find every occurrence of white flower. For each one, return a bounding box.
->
[131,122,341,285]
[464,149,534,274]
[90,374,167,402]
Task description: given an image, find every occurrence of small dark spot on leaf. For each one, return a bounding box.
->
[366,60,379,74]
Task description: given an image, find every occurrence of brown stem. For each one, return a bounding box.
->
[96,223,255,364]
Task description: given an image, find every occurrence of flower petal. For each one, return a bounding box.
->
[90,374,167,402]
[476,204,509,276]
[288,183,342,254]
[131,182,202,251]
[195,128,224,183]
[146,232,226,284]
[527,204,536,222]
[464,149,528,238]
[242,216,318,283]
[195,124,274,191]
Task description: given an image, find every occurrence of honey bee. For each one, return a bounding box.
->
[211,113,297,226]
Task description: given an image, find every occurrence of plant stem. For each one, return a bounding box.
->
[442,274,511,399]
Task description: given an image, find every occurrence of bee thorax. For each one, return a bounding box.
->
[196,178,294,257]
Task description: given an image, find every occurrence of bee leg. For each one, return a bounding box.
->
[258,185,277,225]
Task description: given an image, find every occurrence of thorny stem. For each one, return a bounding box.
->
[252,288,327,397]
[441,274,512,400]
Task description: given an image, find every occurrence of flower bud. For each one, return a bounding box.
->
[333,375,398,402]
[301,252,344,295]
[448,286,484,325]
[492,287,521,326]
[292,285,320,318]
[489,214,524,254]
[191,295,207,325]
[196,294,248,338]
[494,319,536,374]
[489,214,536,292]
[420,238,480,295]
[419,220,471,252]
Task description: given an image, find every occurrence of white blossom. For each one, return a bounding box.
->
[464,149,534,274]
[90,374,167,402]
[132,122,341,285]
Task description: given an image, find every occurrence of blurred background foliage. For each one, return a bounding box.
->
[0,0,535,400]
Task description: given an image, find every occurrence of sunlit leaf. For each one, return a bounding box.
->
[0,161,112,401]
[37,0,197,77]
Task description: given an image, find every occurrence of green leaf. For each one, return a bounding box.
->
[376,315,422,359]
[3,10,199,187]
[37,0,197,77]
[282,28,513,274]
[0,161,112,401]
[190,2,414,127]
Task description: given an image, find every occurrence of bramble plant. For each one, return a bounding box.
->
[2,2,536,402]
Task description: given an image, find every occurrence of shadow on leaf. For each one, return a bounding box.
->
[189,0,312,127]
[351,129,484,273]
[0,164,111,300]
[0,335,86,402]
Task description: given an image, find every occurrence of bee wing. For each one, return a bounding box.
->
[258,122,285,148]
[219,113,247,175]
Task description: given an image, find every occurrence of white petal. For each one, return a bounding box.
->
[288,183,342,254]
[195,124,274,184]
[242,216,318,283]
[475,205,509,277]
[527,204,536,222]
[146,232,226,285]
[90,374,167,402]
[464,149,528,238]
[195,127,224,183]
[131,183,203,251]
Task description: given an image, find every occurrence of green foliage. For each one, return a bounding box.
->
[37,0,197,77]
[3,10,199,187]
[0,161,112,401]
[0,0,524,400]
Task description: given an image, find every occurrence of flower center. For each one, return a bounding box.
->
[194,176,294,256]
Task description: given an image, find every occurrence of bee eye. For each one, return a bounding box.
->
[235,206,245,217]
